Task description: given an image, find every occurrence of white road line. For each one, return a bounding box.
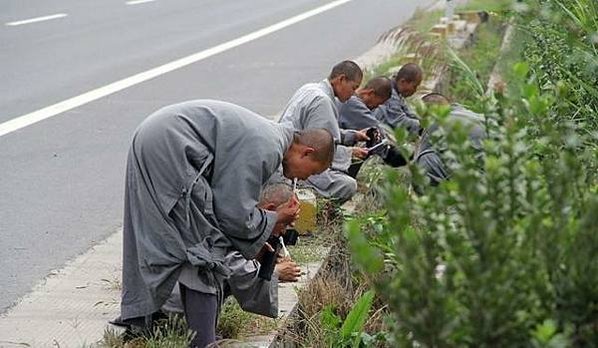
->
[0,0,352,137]
[126,0,156,5]
[5,13,68,27]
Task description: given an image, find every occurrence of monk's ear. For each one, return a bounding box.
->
[331,74,344,84]
[263,203,276,211]
[331,73,345,83]
[302,146,316,158]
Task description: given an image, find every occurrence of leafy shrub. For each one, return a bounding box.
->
[348,1,598,346]
[519,0,598,145]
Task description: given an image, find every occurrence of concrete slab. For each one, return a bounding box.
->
[0,230,122,348]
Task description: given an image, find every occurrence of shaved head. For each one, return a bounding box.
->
[294,128,335,164]
[329,60,363,82]
[394,63,423,97]
[283,128,334,180]
[364,76,392,99]
[421,92,450,105]
[259,183,293,209]
[395,63,423,83]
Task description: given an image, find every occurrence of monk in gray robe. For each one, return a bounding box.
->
[339,76,392,131]
[162,183,301,319]
[120,100,334,347]
[414,93,486,191]
[373,63,423,134]
[279,60,369,203]
[338,76,407,174]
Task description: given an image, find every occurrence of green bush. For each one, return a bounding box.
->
[349,73,598,347]
[348,1,598,346]
[519,0,598,145]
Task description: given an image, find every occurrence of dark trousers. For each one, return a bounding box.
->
[179,283,218,348]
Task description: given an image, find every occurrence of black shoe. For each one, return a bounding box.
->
[109,315,130,328]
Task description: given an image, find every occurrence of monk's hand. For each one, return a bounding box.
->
[354,129,370,142]
[352,147,369,160]
[361,127,382,143]
[275,259,301,282]
[275,194,300,228]
[277,256,292,263]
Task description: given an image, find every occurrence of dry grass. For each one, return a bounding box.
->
[100,274,122,291]
[98,315,193,348]
[368,32,444,79]
[283,272,351,347]
[280,231,392,347]
[298,275,351,320]
[217,298,278,339]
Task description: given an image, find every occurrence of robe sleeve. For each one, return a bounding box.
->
[339,97,380,131]
[340,129,358,146]
[332,145,353,172]
[225,252,278,318]
[373,97,421,134]
[211,143,280,260]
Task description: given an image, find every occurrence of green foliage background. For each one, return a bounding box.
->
[348,0,598,346]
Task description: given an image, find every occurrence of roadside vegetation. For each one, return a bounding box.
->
[345,0,598,347]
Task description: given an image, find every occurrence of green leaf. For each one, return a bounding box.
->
[533,319,558,343]
[320,305,341,331]
[447,46,485,96]
[345,220,384,273]
[514,62,530,79]
[523,83,539,99]
[340,290,375,346]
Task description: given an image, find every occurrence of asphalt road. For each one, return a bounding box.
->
[0,0,433,312]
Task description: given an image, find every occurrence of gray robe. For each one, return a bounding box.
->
[373,80,421,134]
[121,100,293,320]
[278,80,357,202]
[163,251,279,318]
[414,104,486,187]
[338,95,398,161]
[338,95,380,130]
